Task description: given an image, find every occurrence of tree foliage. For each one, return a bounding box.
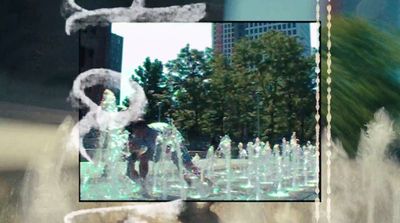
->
[165,45,213,138]
[131,33,316,148]
[131,57,169,122]
[221,31,316,144]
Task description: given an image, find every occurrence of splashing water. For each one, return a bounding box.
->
[328,108,400,223]
[20,116,76,223]
[15,115,189,223]
[80,89,140,200]
[16,102,398,221]
[218,135,232,199]
[80,121,318,200]
[211,108,400,223]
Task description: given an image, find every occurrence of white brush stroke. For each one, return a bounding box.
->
[68,68,147,162]
[63,200,184,223]
[62,0,207,35]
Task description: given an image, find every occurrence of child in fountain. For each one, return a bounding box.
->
[124,120,205,186]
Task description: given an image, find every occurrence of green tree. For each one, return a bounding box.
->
[201,54,234,141]
[165,45,213,141]
[230,31,316,144]
[132,57,168,122]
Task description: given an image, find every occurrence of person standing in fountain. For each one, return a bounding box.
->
[124,120,203,185]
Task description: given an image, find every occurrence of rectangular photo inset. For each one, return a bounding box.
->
[79,22,320,201]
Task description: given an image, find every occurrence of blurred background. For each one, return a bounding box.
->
[1,0,79,221]
[0,0,318,221]
[321,0,400,160]
[1,0,400,222]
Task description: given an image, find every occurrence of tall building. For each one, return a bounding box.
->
[109,33,124,72]
[212,22,312,58]
[79,27,123,118]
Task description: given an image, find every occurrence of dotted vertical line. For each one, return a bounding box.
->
[326,1,332,223]
[314,1,321,222]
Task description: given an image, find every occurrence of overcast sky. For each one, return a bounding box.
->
[112,22,319,103]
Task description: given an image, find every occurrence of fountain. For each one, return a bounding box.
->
[147,122,189,200]
[205,145,216,177]
[81,128,318,200]
[240,142,255,190]
[253,139,263,199]
[238,142,247,159]
[80,89,319,200]
[80,89,141,200]
[285,134,302,192]
[219,135,233,199]
[267,150,290,198]
[259,142,274,186]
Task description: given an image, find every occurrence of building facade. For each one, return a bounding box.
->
[79,27,124,118]
[109,33,124,72]
[212,22,311,58]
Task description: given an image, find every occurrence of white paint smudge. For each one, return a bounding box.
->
[63,200,184,223]
[68,68,147,162]
[62,0,206,35]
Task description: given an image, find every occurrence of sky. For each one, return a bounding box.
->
[310,22,319,49]
[112,23,319,103]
